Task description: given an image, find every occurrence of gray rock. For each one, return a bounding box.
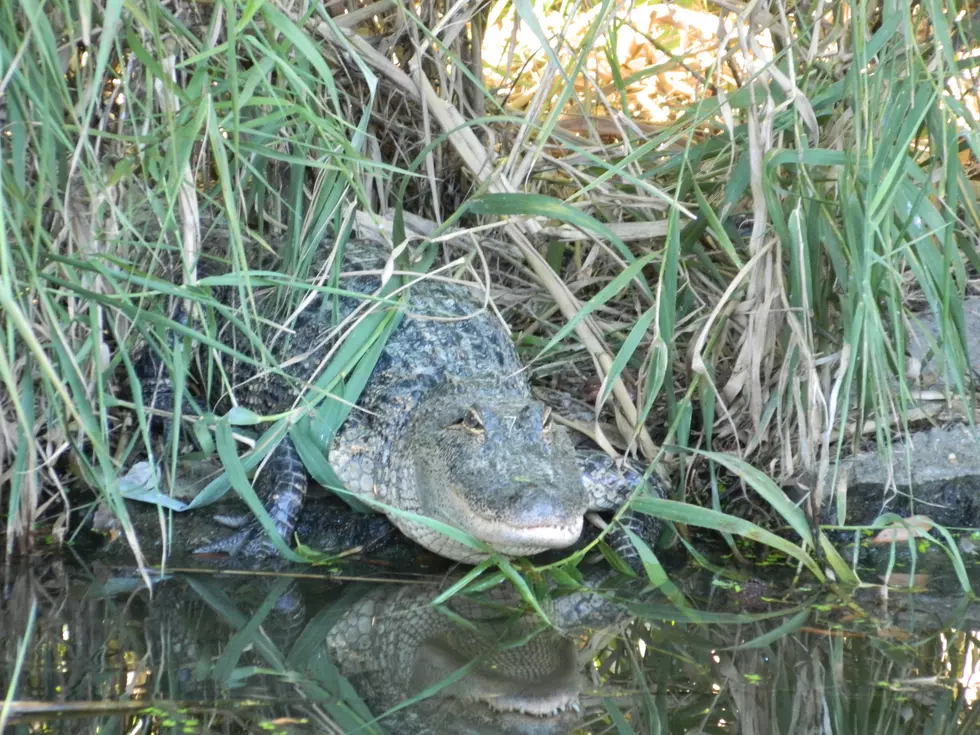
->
[828,426,980,529]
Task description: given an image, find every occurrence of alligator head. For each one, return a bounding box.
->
[393,383,589,561]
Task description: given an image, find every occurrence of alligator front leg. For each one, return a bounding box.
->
[577,449,665,568]
[194,435,307,558]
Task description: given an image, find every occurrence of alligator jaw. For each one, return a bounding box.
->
[464,513,584,549]
[437,490,585,551]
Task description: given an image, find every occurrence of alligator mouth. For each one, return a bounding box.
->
[465,513,584,549]
[463,691,582,717]
[437,491,584,550]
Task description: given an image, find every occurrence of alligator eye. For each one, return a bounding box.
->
[458,407,484,433]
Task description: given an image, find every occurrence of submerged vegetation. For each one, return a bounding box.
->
[0,0,978,586]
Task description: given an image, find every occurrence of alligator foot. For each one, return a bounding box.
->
[194,436,308,558]
[577,449,666,572]
[289,500,399,556]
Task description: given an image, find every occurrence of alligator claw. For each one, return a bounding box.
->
[578,449,666,575]
[212,513,251,530]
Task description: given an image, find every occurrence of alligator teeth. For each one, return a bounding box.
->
[479,697,581,717]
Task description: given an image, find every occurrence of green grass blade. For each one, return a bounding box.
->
[632,496,824,581]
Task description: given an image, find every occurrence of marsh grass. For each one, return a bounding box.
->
[0,0,978,594]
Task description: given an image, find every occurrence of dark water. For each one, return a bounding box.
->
[2,551,980,735]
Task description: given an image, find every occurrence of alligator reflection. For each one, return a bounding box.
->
[319,575,608,734]
[3,560,980,734]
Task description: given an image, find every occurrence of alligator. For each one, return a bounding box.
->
[136,228,664,563]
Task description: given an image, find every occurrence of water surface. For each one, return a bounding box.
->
[2,553,979,734]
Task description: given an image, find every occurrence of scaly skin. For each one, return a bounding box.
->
[138,234,664,562]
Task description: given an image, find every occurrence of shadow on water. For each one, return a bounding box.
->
[2,551,980,734]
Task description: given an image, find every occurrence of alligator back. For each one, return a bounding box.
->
[202,237,527,421]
